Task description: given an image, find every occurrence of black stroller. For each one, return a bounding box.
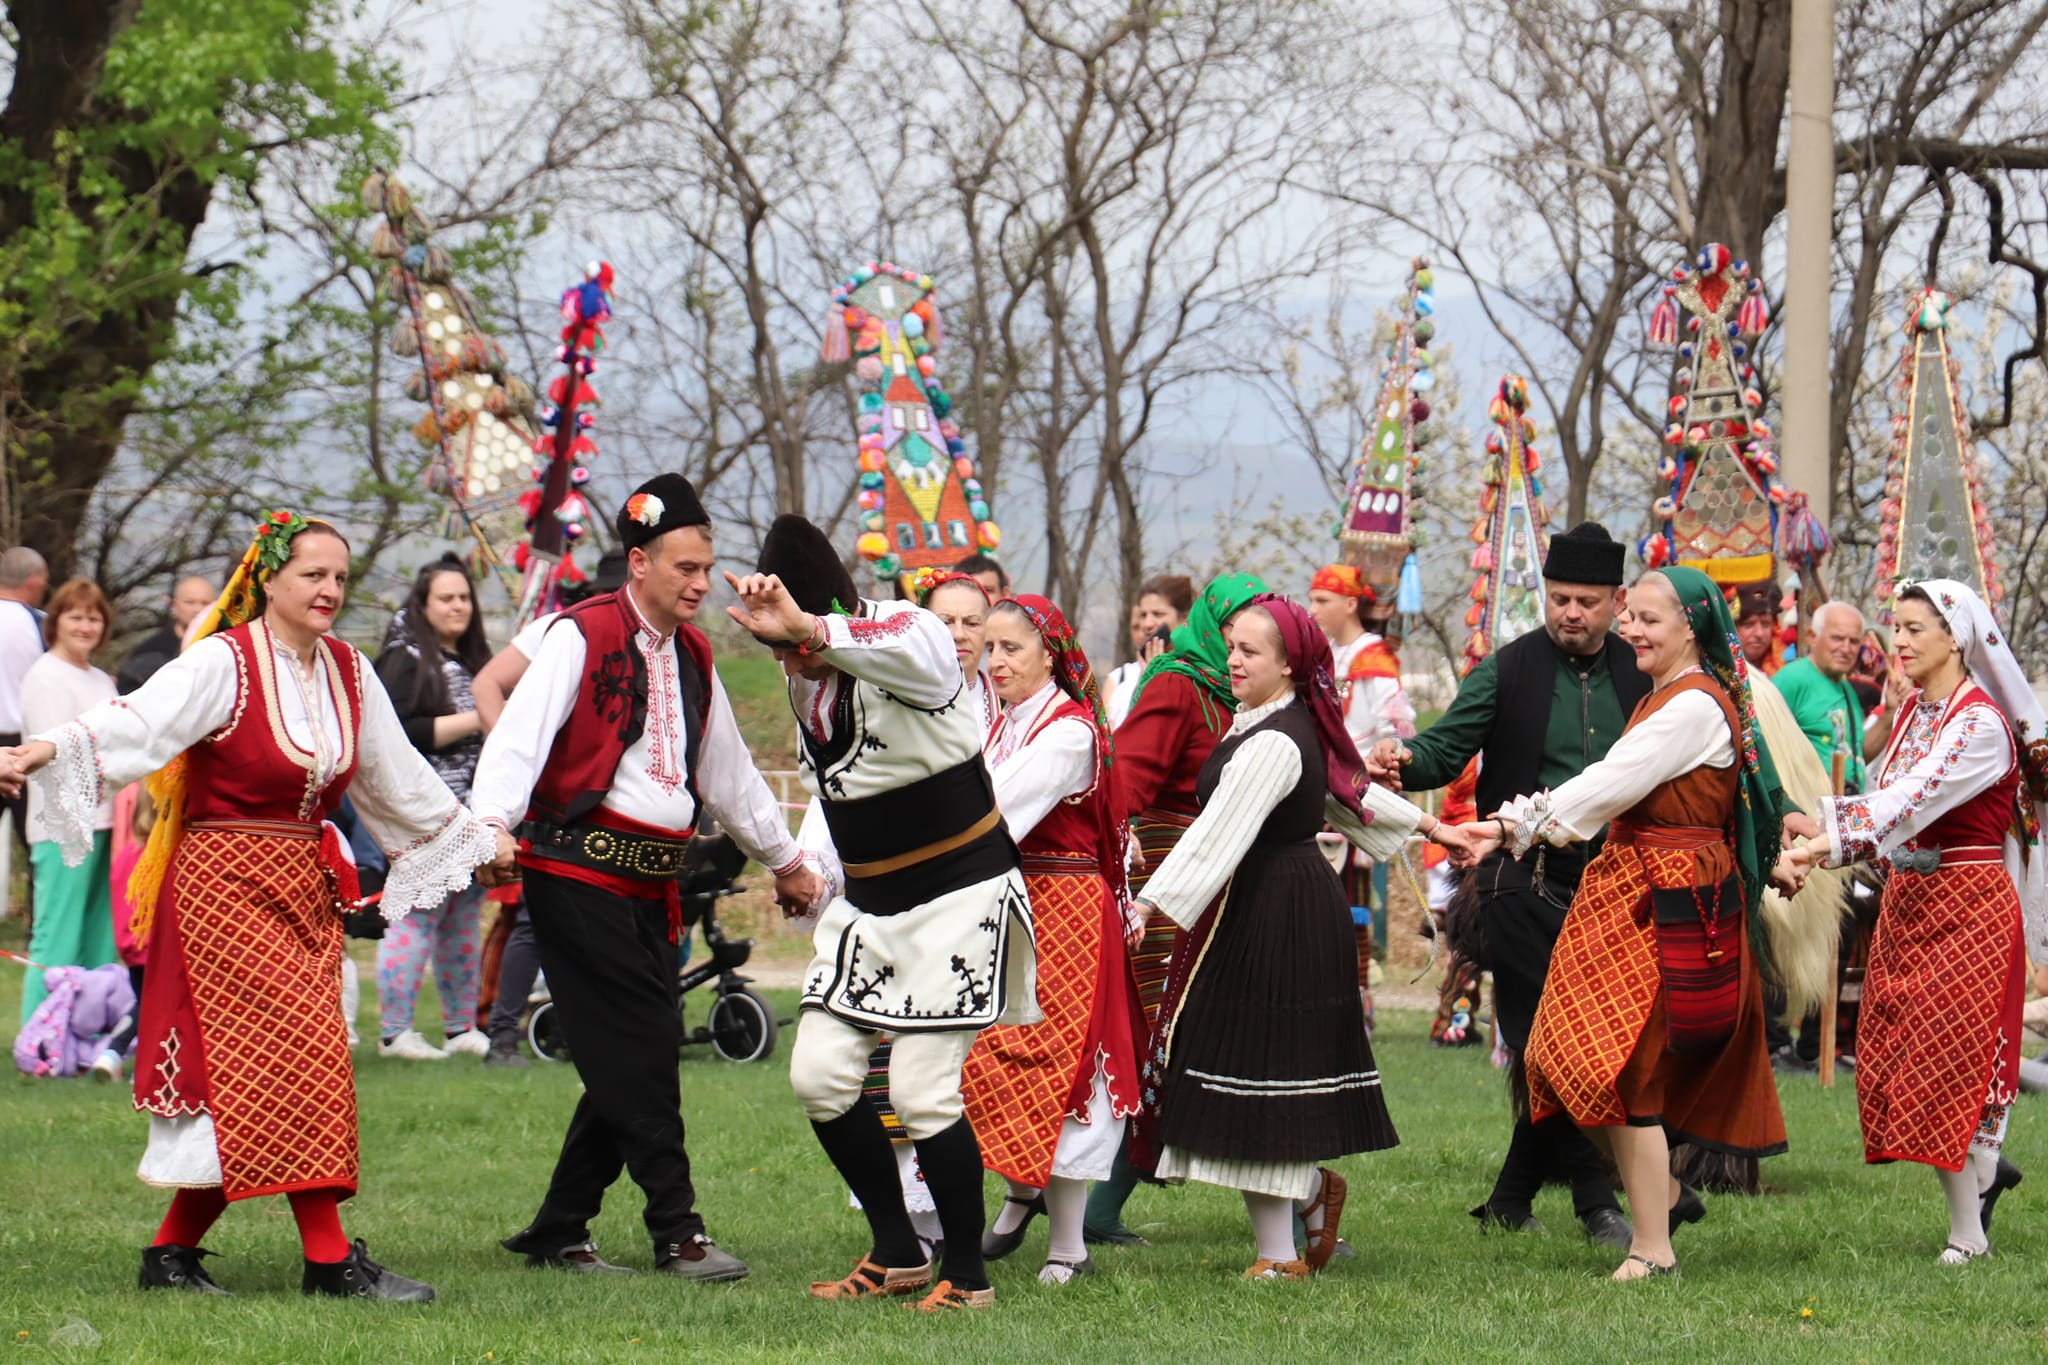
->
[525,829,784,1064]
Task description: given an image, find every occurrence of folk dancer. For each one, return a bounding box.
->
[1132,596,1469,1279]
[1781,579,2045,1261]
[963,596,1142,1285]
[471,475,820,1283]
[1367,522,1646,1247]
[1456,565,1793,1280]
[2,513,497,1300]
[730,515,1033,1312]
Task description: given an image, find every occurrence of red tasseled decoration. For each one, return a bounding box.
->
[1649,295,1679,346]
[1737,295,1769,336]
[1471,543,1494,571]
[820,308,851,364]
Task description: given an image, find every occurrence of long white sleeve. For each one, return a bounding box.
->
[1326,784,1421,862]
[1820,699,2013,867]
[1501,688,1733,847]
[468,620,586,830]
[990,715,1095,842]
[1138,729,1301,929]
[816,601,962,709]
[345,664,497,917]
[28,639,240,865]
[695,669,802,873]
[796,796,844,907]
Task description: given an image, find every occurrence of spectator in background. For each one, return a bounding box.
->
[953,552,1010,601]
[372,554,492,1060]
[0,546,48,895]
[19,579,118,1024]
[1733,581,1784,675]
[115,575,218,694]
[1103,575,1192,729]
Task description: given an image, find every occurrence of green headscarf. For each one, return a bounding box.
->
[1649,565,1788,945]
[1129,571,1271,723]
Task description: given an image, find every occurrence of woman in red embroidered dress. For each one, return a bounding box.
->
[961,595,1141,1287]
[1,514,495,1301]
[1783,579,2048,1263]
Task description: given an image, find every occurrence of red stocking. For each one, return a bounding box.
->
[287,1189,351,1263]
[153,1186,228,1248]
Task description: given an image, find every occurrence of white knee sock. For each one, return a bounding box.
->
[1044,1177,1088,1265]
[1937,1165,1988,1253]
[1244,1192,1299,1263]
[991,1179,1040,1235]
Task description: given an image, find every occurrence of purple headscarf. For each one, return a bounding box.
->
[1247,593,1372,827]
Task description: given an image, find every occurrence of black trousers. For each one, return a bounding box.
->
[1482,882,1619,1219]
[509,867,702,1251]
[487,909,540,1042]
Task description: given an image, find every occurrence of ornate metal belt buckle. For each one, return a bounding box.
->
[584,830,617,863]
[1889,846,1940,874]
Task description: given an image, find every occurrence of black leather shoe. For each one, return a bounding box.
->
[654,1235,749,1283]
[1670,1181,1707,1233]
[1581,1207,1634,1250]
[302,1239,436,1301]
[981,1192,1046,1260]
[139,1244,229,1296]
[523,1239,635,1274]
[1470,1201,1544,1234]
[1082,1223,1152,1248]
[1982,1157,2023,1237]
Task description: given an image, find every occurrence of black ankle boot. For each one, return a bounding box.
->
[139,1244,229,1295]
[301,1239,436,1301]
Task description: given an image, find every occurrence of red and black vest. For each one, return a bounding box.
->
[524,590,716,830]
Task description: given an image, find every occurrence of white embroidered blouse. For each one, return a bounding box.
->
[28,622,495,918]
[1818,690,2014,868]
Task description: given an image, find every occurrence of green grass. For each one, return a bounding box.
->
[4,938,2048,1362]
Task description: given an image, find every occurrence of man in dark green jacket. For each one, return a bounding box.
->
[1368,522,1648,1247]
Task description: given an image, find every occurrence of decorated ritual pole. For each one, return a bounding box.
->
[824,261,1000,596]
[1337,257,1440,623]
[1873,288,2004,612]
[1461,375,1551,675]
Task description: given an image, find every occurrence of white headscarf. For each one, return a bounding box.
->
[1913,578,2048,961]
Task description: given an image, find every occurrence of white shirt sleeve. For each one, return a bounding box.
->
[509,612,555,661]
[796,796,844,908]
[817,603,962,709]
[991,716,1096,843]
[28,639,239,865]
[344,655,498,917]
[1348,675,1416,745]
[1502,688,1734,846]
[1820,701,2014,867]
[468,621,587,830]
[695,669,802,874]
[1324,783,1422,862]
[1138,729,1302,929]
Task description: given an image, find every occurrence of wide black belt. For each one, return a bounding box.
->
[820,757,1018,916]
[518,818,695,880]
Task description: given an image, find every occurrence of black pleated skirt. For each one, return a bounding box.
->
[1155,841,1398,1163]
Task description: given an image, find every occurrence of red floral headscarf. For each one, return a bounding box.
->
[1248,593,1372,828]
[1003,594,1130,911]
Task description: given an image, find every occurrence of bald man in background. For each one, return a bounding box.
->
[115,574,217,694]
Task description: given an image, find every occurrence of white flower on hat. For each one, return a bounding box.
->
[626,491,665,528]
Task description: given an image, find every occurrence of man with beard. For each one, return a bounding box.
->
[1367,522,1647,1247]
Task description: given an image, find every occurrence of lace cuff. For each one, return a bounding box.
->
[29,721,104,867]
[1503,792,1558,858]
[379,807,497,921]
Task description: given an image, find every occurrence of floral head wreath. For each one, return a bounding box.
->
[253,509,313,579]
[910,566,991,608]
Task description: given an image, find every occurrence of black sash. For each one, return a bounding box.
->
[820,758,1019,916]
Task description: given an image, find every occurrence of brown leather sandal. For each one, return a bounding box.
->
[907,1278,996,1310]
[1301,1166,1349,1273]
[807,1256,933,1300]
[1242,1257,1311,1281]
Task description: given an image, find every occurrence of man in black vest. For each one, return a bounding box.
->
[1367,522,1647,1248]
